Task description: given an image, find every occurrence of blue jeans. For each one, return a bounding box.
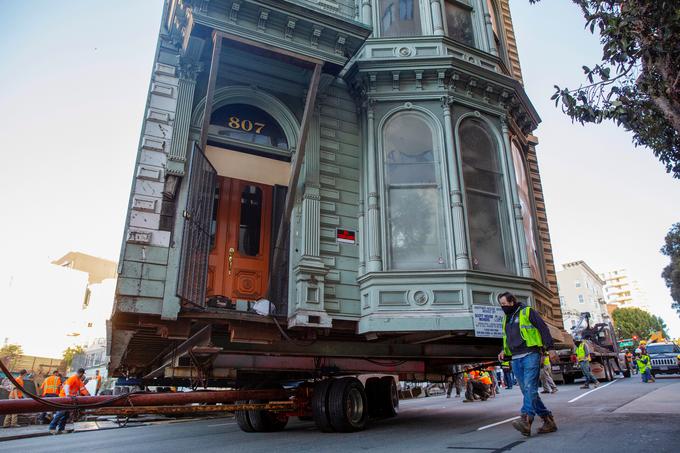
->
[579,361,599,384]
[641,369,651,382]
[503,369,513,389]
[49,411,69,431]
[512,352,551,417]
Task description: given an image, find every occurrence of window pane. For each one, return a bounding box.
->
[467,192,508,273]
[239,185,262,256]
[446,2,475,47]
[460,118,511,273]
[511,142,541,279]
[385,114,436,184]
[388,187,447,270]
[379,0,422,37]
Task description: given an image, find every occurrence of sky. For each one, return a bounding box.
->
[0,1,678,357]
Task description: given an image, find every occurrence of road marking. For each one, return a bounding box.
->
[568,379,618,403]
[476,416,520,431]
[207,422,236,427]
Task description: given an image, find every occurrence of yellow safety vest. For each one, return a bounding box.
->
[576,343,590,362]
[502,307,543,356]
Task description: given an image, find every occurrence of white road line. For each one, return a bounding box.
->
[568,379,618,403]
[477,416,520,431]
[207,422,236,427]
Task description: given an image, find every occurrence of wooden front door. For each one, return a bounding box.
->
[207,177,273,301]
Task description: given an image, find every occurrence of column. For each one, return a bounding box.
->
[430,0,445,36]
[166,60,200,176]
[441,97,470,269]
[500,117,531,277]
[366,101,383,272]
[361,0,373,27]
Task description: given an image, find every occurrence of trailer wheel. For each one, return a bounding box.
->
[328,377,369,432]
[312,379,334,432]
[248,384,289,432]
[378,377,399,418]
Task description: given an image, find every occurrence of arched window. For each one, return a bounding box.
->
[384,112,447,270]
[459,117,512,273]
[209,103,289,150]
[379,0,422,37]
[511,141,541,279]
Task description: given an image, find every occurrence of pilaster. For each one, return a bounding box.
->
[366,100,383,272]
[167,59,202,176]
[361,0,373,27]
[430,0,445,36]
[442,97,470,269]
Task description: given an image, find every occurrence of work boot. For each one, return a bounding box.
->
[540,390,550,394]
[580,384,589,389]
[512,414,534,437]
[537,415,558,434]
[551,388,559,394]
[593,381,600,388]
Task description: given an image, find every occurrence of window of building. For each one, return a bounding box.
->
[559,296,565,306]
[445,0,475,47]
[384,112,447,270]
[575,280,581,288]
[239,185,263,257]
[379,0,422,37]
[459,117,512,274]
[510,141,540,279]
[578,295,584,304]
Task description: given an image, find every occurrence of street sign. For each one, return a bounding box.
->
[619,340,634,347]
[472,305,504,338]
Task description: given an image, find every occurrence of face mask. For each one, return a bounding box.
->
[501,304,516,316]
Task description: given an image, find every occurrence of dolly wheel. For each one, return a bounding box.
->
[235,387,255,433]
[312,379,334,432]
[328,377,369,432]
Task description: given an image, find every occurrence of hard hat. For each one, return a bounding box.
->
[635,348,642,354]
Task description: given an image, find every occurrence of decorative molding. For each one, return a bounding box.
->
[285,17,297,40]
[258,9,269,30]
[229,1,241,23]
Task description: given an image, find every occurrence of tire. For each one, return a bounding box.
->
[365,379,382,418]
[235,385,255,433]
[312,379,335,432]
[328,377,369,432]
[248,384,289,432]
[623,368,631,378]
[378,377,399,418]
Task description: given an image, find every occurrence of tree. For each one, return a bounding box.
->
[530,0,680,178]
[661,222,680,317]
[612,307,668,341]
[62,345,86,369]
[0,344,24,369]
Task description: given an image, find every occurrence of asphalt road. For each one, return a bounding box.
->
[2,375,679,453]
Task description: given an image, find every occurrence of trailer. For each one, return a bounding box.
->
[106,0,565,432]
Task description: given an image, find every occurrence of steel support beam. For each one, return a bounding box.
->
[199,30,223,151]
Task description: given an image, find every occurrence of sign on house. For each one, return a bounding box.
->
[472,305,505,338]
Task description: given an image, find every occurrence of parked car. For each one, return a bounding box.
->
[647,343,680,376]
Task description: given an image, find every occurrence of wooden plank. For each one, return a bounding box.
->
[200,31,223,151]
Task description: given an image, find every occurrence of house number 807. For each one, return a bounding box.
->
[228,116,266,134]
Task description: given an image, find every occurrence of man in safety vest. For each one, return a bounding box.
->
[539,352,558,394]
[463,368,491,402]
[2,369,26,428]
[94,370,102,395]
[497,292,557,436]
[48,368,90,434]
[39,370,63,424]
[636,352,654,383]
[574,340,599,389]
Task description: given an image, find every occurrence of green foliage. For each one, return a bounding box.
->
[612,307,668,341]
[531,0,680,178]
[661,222,680,317]
[0,344,23,360]
[62,345,86,369]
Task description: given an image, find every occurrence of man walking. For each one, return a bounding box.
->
[39,371,62,424]
[575,340,599,389]
[497,292,557,436]
[2,369,26,428]
[49,368,89,435]
[501,360,514,389]
[540,352,558,394]
[446,364,465,398]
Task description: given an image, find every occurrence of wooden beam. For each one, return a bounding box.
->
[216,30,323,66]
[199,31,223,151]
[268,62,323,303]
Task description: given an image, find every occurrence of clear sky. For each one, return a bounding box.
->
[0,1,678,357]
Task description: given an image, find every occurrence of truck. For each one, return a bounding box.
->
[551,313,629,384]
[105,0,565,433]
[646,341,680,377]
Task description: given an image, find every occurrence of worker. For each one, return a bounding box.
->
[497,292,557,436]
[94,370,102,395]
[446,364,465,398]
[463,369,490,402]
[637,352,655,383]
[2,369,27,428]
[540,352,558,394]
[39,370,63,424]
[49,368,90,435]
[624,350,634,375]
[575,339,600,389]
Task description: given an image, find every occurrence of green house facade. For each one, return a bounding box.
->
[110,0,563,379]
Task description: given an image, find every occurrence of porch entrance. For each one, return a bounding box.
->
[207,177,273,301]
